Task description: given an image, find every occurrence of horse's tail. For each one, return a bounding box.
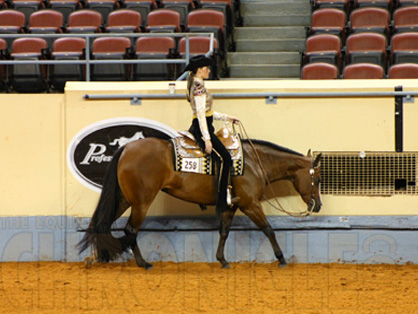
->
[78,146,135,262]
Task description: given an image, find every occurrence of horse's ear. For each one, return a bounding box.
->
[313,153,322,168]
[307,149,312,157]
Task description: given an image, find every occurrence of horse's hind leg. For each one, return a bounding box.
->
[123,205,153,269]
[216,207,237,269]
[241,202,287,268]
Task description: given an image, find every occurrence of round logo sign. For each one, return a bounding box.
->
[67,117,179,192]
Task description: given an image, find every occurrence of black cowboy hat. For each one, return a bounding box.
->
[184,55,214,72]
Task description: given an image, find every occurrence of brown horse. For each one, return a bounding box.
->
[78,137,322,269]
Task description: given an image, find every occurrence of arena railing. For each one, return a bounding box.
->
[83,86,418,152]
[0,32,216,81]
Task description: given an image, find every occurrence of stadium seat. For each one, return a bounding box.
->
[29,10,64,48]
[0,10,26,53]
[390,32,418,64]
[106,9,142,33]
[10,37,48,92]
[200,0,233,28]
[346,32,387,69]
[304,34,342,71]
[67,10,103,33]
[161,0,195,28]
[349,7,390,36]
[343,63,384,79]
[91,37,131,81]
[13,0,45,26]
[86,0,119,26]
[49,0,82,27]
[133,36,176,80]
[388,63,418,78]
[178,36,221,78]
[393,6,418,33]
[310,8,347,42]
[123,0,158,27]
[187,9,227,53]
[301,62,338,79]
[50,37,85,91]
[146,9,181,33]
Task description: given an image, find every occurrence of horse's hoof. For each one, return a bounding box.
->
[221,262,230,269]
[278,261,287,268]
[144,262,153,270]
[84,257,94,269]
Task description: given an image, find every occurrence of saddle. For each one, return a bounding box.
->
[171,126,244,176]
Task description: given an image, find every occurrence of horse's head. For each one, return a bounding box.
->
[292,150,322,213]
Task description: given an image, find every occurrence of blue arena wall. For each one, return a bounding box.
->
[1,215,418,264]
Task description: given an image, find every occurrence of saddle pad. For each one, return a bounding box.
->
[170,129,244,176]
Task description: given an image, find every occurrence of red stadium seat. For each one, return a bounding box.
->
[390,32,418,64]
[146,9,181,33]
[92,37,131,81]
[0,10,26,53]
[310,8,346,41]
[49,0,82,26]
[106,9,142,33]
[161,0,195,27]
[349,7,390,36]
[123,0,158,27]
[10,37,48,92]
[200,0,233,28]
[29,10,64,48]
[301,62,338,79]
[393,6,418,33]
[305,34,342,71]
[187,9,227,53]
[67,10,103,33]
[86,0,119,26]
[388,63,418,78]
[13,0,45,26]
[133,36,176,80]
[50,37,86,91]
[346,32,387,69]
[343,63,384,79]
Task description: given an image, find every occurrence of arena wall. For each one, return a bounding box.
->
[1,79,418,264]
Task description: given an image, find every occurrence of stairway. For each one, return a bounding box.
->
[228,0,311,79]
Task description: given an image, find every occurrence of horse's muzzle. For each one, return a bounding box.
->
[308,198,322,213]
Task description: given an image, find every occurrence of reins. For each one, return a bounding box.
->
[232,121,312,217]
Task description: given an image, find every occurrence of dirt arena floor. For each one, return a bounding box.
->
[0,261,417,314]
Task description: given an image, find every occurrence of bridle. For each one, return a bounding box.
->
[307,162,321,214]
[234,121,321,218]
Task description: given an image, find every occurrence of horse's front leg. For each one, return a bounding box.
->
[241,202,287,268]
[216,207,237,268]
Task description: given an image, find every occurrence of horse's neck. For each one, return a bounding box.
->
[251,144,305,183]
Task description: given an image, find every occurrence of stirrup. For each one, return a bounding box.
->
[227,185,240,206]
[227,186,232,206]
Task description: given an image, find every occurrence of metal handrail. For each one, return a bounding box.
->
[83,91,418,101]
[0,32,215,81]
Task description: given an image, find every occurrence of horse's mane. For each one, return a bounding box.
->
[241,139,304,157]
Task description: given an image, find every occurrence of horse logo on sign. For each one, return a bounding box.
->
[67,118,178,192]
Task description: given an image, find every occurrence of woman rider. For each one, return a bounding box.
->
[185,55,240,212]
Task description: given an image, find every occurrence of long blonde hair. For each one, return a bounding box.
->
[186,70,196,103]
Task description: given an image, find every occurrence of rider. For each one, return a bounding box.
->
[185,55,239,212]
